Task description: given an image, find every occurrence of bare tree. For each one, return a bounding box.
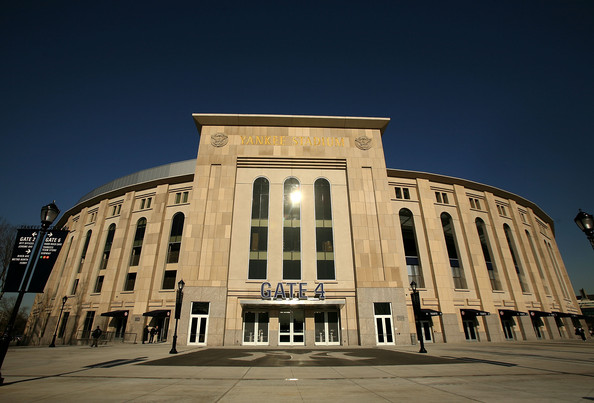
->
[0,217,17,301]
[0,296,29,338]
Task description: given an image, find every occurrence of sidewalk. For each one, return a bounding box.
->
[0,340,593,402]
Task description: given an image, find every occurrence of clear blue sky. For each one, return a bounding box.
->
[1,1,593,310]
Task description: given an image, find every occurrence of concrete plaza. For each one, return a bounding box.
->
[0,340,592,402]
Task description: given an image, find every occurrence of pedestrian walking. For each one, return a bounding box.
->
[91,326,102,347]
[149,326,156,343]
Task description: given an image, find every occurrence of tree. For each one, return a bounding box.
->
[0,296,29,337]
[0,217,17,301]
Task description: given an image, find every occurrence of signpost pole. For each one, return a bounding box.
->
[0,201,61,386]
[0,229,47,385]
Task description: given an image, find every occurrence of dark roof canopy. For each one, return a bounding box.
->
[420,309,442,317]
[461,309,490,317]
[101,310,128,317]
[143,310,171,317]
[499,309,528,317]
[529,310,554,318]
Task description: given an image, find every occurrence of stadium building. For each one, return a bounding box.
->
[25,114,586,347]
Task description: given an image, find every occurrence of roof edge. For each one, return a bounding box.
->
[192,113,391,134]
[387,168,555,233]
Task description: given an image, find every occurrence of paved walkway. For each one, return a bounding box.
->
[0,340,593,402]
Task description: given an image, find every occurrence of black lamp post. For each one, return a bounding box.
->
[0,201,60,385]
[410,281,427,354]
[574,209,594,249]
[169,279,185,354]
[49,296,68,348]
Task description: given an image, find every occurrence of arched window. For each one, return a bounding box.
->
[400,209,424,287]
[441,213,467,289]
[130,218,147,266]
[248,178,269,279]
[283,178,301,280]
[503,224,529,292]
[475,218,501,290]
[315,178,335,280]
[167,213,184,264]
[100,224,116,270]
[77,230,92,273]
[525,230,550,295]
[545,241,569,298]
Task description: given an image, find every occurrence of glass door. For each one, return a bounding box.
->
[532,317,544,339]
[243,312,269,345]
[314,311,340,345]
[463,320,478,341]
[279,310,304,345]
[420,320,434,343]
[374,303,394,345]
[501,318,515,340]
[188,302,209,345]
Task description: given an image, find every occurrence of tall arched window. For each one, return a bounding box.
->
[130,218,147,266]
[100,224,116,270]
[545,241,569,298]
[167,213,184,264]
[503,224,529,292]
[315,178,335,280]
[475,218,501,290]
[249,178,269,279]
[400,209,424,287]
[283,178,301,280]
[77,230,92,273]
[441,213,467,289]
[525,230,550,295]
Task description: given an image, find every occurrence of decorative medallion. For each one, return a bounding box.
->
[211,132,228,147]
[354,136,372,150]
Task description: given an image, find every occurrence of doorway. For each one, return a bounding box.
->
[374,303,394,345]
[501,318,516,340]
[188,302,209,345]
[314,311,340,345]
[279,310,304,345]
[419,320,434,343]
[463,319,478,341]
[243,311,269,345]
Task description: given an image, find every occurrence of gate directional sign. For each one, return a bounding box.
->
[28,230,68,293]
[3,228,68,293]
[3,229,39,292]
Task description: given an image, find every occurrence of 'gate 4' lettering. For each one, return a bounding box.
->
[260,282,325,300]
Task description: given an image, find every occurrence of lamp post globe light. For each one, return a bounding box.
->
[410,281,427,354]
[575,209,594,249]
[49,296,68,348]
[41,201,60,230]
[169,279,185,354]
[0,202,60,385]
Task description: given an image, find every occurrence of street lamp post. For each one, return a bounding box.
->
[0,201,60,385]
[169,279,185,354]
[574,209,594,249]
[49,296,68,348]
[410,281,427,354]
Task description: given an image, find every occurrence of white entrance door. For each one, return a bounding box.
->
[243,312,269,345]
[279,310,305,345]
[374,303,394,345]
[188,302,209,345]
[314,311,340,345]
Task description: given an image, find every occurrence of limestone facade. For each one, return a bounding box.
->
[25,114,584,347]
